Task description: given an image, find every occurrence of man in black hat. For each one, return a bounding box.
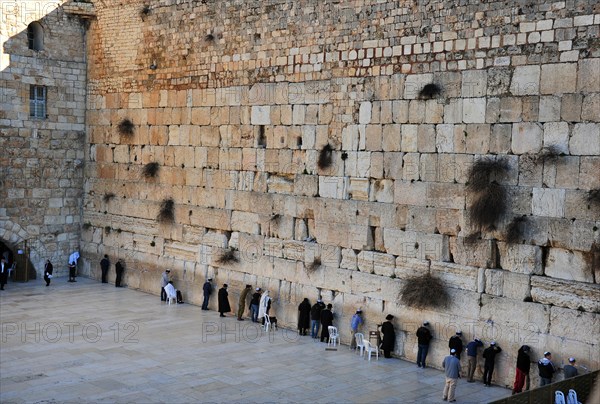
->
[381,314,396,358]
[218,284,231,317]
[160,269,171,301]
[202,277,213,310]
[320,303,334,342]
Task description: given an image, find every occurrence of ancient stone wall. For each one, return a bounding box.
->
[82,0,599,387]
[0,1,88,275]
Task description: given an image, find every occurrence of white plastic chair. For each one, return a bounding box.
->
[567,389,581,404]
[355,333,365,356]
[363,339,379,361]
[555,391,566,404]
[263,314,272,332]
[328,326,339,347]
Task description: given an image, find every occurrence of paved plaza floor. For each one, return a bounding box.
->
[0,277,512,403]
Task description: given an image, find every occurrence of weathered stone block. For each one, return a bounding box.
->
[570,124,600,156]
[431,262,479,291]
[545,247,594,283]
[549,306,599,345]
[512,122,543,154]
[479,294,550,331]
[318,176,348,199]
[577,59,600,93]
[462,98,486,123]
[539,96,561,122]
[462,70,487,97]
[510,65,540,96]
[450,237,496,268]
[543,122,569,153]
[370,179,394,203]
[532,188,565,218]
[540,63,577,94]
[531,276,600,313]
[497,242,543,274]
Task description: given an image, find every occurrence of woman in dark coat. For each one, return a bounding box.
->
[297,298,311,335]
[380,314,396,358]
[218,284,231,317]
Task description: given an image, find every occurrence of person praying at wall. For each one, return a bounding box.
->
[237,284,252,321]
[512,345,531,394]
[482,341,502,386]
[218,284,231,317]
[380,314,396,358]
[297,297,311,336]
[258,290,272,325]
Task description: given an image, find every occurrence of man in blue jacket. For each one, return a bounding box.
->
[466,337,483,382]
[201,278,212,310]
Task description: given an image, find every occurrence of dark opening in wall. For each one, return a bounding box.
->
[257,125,266,148]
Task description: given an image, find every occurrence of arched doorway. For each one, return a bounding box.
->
[0,239,36,281]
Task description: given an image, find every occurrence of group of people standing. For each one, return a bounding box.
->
[99,255,124,287]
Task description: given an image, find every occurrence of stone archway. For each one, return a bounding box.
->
[0,218,45,279]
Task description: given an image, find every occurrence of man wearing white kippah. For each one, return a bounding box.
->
[563,358,578,379]
[442,348,461,402]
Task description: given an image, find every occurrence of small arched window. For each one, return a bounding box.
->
[27,22,44,51]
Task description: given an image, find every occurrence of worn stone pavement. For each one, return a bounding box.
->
[0,277,512,403]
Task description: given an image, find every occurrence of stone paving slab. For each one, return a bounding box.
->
[0,278,511,403]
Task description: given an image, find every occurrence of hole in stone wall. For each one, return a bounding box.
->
[257,125,266,148]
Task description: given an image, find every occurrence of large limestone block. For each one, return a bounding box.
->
[370,179,394,203]
[462,98,486,123]
[449,237,496,268]
[540,63,577,94]
[394,180,427,206]
[531,188,565,218]
[543,122,569,153]
[580,157,600,189]
[531,276,600,313]
[497,242,543,274]
[384,229,449,261]
[577,59,600,93]
[545,247,595,283]
[251,106,270,125]
[359,102,372,124]
[293,175,318,197]
[431,262,479,291]
[427,183,465,209]
[340,248,357,270]
[570,123,600,155]
[510,65,540,96]
[347,178,370,201]
[502,272,531,301]
[394,257,430,279]
[511,122,543,154]
[404,73,433,99]
[350,270,383,299]
[372,252,395,277]
[318,176,348,199]
[549,307,599,346]
[231,211,260,234]
[479,294,550,331]
[462,70,487,97]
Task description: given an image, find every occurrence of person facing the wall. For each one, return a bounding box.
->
[512,345,531,394]
[218,284,231,317]
[115,259,124,287]
[416,321,433,368]
[466,337,483,382]
[380,314,396,358]
[160,269,171,301]
[310,298,325,339]
[538,351,556,386]
[100,255,110,283]
[237,284,252,321]
[442,349,461,402]
[297,297,311,336]
[201,278,213,310]
[482,341,502,386]
[563,357,578,379]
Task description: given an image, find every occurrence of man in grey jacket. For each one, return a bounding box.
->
[442,349,461,402]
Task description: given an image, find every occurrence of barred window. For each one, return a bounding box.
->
[29,85,46,119]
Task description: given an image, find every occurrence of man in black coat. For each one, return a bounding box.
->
[202,278,212,310]
[218,284,231,317]
[44,260,53,286]
[416,321,433,367]
[319,304,333,342]
[449,331,464,359]
[297,298,311,336]
[100,255,110,283]
[115,259,124,287]
[482,341,502,386]
[381,314,396,358]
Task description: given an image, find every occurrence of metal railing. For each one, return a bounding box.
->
[490,370,599,404]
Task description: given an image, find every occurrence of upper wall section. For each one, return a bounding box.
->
[88,0,600,92]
